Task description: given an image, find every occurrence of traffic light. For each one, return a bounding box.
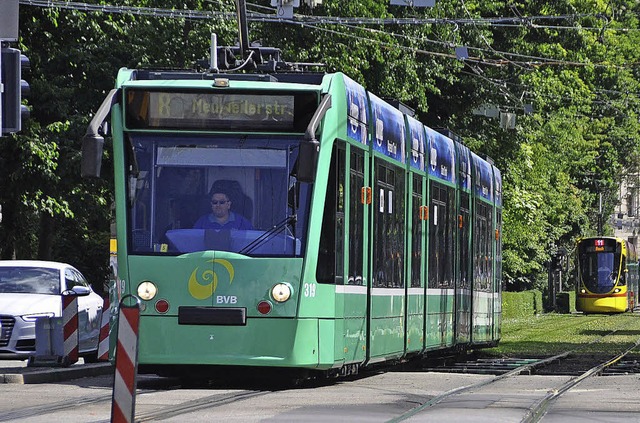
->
[1,47,29,135]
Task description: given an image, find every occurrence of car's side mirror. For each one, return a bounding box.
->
[71,286,91,296]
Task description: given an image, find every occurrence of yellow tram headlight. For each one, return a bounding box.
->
[271,283,292,303]
[614,288,621,293]
[137,281,158,301]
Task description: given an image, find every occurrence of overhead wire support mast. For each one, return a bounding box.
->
[236,0,251,65]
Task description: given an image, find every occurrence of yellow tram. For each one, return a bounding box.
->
[576,237,639,313]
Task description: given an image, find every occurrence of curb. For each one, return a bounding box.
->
[0,362,113,384]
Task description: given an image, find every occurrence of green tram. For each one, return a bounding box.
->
[83,66,502,378]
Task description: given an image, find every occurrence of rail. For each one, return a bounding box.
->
[388,326,640,423]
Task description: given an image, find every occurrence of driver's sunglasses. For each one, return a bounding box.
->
[211,200,228,205]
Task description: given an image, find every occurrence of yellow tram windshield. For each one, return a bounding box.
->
[578,239,622,294]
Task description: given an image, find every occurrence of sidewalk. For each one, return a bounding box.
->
[0,359,113,384]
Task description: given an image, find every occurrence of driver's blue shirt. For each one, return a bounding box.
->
[193,212,253,230]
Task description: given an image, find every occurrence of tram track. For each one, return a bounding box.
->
[0,392,115,422]
[422,315,635,376]
[131,389,269,422]
[0,376,181,422]
[0,377,269,423]
[522,337,640,422]
[389,333,640,423]
[2,315,638,422]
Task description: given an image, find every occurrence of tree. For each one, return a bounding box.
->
[3,0,640,292]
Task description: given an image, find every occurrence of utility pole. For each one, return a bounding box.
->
[597,192,603,236]
[0,0,29,135]
[0,0,20,135]
[235,0,251,63]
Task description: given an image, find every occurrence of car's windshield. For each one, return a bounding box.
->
[126,134,311,257]
[0,267,60,294]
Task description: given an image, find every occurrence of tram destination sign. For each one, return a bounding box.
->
[582,238,616,253]
[125,89,317,132]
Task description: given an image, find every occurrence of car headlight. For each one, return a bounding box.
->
[271,283,292,303]
[137,281,158,301]
[21,312,55,322]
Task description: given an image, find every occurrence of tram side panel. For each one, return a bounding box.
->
[455,141,473,346]
[625,242,638,311]
[405,115,428,356]
[493,165,503,343]
[366,93,407,362]
[470,153,496,345]
[424,128,457,350]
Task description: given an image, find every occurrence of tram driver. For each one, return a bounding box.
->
[193,189,253,231]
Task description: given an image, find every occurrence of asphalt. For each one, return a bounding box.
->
[0,359,113,384]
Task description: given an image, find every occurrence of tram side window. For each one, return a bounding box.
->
[496,209,503,291]
[474,201,493,292]
[129,142,153,251]
[348,150,365,286]
[411,174,423,288]
[373,161,405,288]
[446,185,455,286]
[614,249,622,285]
[429,182,455,289]
[459,193,470,289]
[336,149,346,284]
[316,144,345,284]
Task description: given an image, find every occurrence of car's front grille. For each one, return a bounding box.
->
[0,315,15,347]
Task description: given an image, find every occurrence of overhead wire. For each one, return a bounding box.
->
[18,0,640,117]
[18,0,640,31]
[18,0,640,70]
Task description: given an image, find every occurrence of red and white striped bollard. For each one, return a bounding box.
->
[97,297,110,361]
[111,295,141,423]
[61,291,79,366]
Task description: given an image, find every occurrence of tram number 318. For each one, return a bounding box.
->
[304,283,316,298]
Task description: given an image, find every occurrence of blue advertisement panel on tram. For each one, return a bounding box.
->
[369,93,405,163]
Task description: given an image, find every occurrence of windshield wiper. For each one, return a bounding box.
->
[239,214,297,255]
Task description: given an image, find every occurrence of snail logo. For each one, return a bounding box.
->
[188,259,234,300]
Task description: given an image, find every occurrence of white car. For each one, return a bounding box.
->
[0,260,104,360]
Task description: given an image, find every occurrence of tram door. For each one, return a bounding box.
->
[407,173,426,354]
[341,145,368,366]
[472,201,494,342]
[456,192,472,345]
[494,207,503,341]
[318,143,368,367]
[427,181,456,349]
[368,158,406,361]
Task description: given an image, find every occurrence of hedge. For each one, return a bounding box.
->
[502,290,576,318]
[502,290,544,318]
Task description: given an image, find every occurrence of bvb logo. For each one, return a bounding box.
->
[188,259,234,300]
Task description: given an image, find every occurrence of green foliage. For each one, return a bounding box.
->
[485,313,640,357]
[2,0,640,290]
[502,290,544,318]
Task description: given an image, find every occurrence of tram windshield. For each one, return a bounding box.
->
[579,250,621,293]
[125,134,310,257]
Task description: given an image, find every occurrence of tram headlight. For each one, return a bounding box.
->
[614,288,621,293]
[271,283,292,303]
[580,289,586,294]
[137,281,158,301]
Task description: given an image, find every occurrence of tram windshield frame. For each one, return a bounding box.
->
[578,239,623,293]
[124,133,311,257]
